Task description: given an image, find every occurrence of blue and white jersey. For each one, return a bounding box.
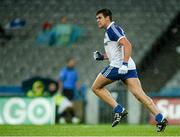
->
[104,21,136,69]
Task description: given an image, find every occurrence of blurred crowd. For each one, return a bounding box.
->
[0,18,26,46]
[1,16,85,47]
[35,16,85,47]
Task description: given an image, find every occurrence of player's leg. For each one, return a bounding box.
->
[124,78,167,132]
[92,73,127,127]
[92,65,129,127]
[125,78,159,115]
[91,73,117,108]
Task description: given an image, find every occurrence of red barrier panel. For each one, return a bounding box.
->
[149,98,180,125]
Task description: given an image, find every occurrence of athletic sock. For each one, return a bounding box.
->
[155,113,163,123]
[114,104,124,113]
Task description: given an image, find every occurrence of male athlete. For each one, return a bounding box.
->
[92,9,168,132]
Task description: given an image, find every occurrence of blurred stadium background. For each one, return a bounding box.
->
[0,0,180,133]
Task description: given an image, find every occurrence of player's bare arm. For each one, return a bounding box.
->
[119,37,132,63]
[103,53,108,60]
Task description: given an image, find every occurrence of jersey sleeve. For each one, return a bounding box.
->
[107,25,125,42]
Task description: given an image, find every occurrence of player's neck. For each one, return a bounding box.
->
[105,21,114,29]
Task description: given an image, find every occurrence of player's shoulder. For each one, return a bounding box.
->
[107,22,123,30]
[107,22,125,35]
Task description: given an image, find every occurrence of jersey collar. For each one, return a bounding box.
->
[106,21,115,30]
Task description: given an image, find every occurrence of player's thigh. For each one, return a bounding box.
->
[92,73,114,90]
[124,78,145,96]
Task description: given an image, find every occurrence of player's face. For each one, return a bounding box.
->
[96,14,107,29]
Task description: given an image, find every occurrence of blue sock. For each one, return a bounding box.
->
[114,104,123,113]
[155,113,163,123]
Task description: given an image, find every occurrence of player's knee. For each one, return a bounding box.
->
[91,84,100,93]
[91,85,97,93]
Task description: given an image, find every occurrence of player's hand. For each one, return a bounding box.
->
[118,62,128,74]
[93,51,104,61]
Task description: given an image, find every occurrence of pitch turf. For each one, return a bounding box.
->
[0,124,179,136]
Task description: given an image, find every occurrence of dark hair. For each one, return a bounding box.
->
[96,8,112,21]
[67,57,75,63]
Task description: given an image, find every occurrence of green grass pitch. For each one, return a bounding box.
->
[0,124,179,136]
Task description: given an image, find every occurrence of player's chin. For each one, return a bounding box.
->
[98,25,103,29]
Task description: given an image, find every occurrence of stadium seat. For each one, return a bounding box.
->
[0,0,180,86]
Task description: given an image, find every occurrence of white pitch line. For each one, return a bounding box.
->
[0,136,180,137]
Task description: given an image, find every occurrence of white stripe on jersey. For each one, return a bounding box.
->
[111,25,122,38]
[104,66,113,77]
